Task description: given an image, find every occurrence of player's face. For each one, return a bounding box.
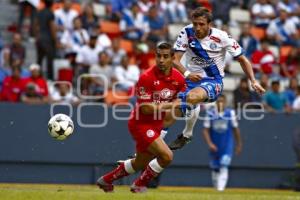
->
[156,49,173,73]
[216,96,226,111]
[192,16,211,39]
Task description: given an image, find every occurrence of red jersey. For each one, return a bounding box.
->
[0,76,27,102]
[129,66,186,128]
[251,50,276,74]
[24,76,49,97]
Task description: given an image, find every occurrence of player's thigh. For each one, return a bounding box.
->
[147,137,173,162]
[163,108,182,128]
[186,87,208,105]
[128,123,161,153]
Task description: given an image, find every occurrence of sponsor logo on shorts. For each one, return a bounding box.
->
[146,129,155,138]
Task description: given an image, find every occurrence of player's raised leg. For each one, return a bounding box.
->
[169,87,207,150]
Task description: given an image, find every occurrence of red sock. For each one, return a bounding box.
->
[102,163,129,184]
[133,165,158,187]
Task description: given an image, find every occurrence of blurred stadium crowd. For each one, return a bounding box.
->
[0,0,300,113]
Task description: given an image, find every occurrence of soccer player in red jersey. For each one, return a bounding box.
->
[96,42,186,193]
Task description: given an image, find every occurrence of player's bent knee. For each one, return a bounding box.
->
[186,93,204,105]
[186,89,207,105]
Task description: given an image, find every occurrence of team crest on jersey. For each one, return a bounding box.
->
[160,88,172,99]
[154,80,160,85]
[146,129,155,138]
[209,42,217,50]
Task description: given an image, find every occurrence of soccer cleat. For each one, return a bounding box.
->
[96,177,114,193]
[130,184,148,193]
[168,134,192,150]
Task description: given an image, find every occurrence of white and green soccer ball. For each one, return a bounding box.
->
[48,114,74,140]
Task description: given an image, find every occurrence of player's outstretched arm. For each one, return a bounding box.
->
[173,52,202,82]
[236,55,266,95]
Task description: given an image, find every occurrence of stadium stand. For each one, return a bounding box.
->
[0,0,299,110]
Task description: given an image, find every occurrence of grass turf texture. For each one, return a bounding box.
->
[0,183,299,200]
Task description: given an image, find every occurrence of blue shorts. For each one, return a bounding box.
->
[186,78,223,102]
[178,78,223,113]
[209,154,232,169]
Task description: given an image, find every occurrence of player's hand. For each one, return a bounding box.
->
[187,73,202,82]
[209,143,218,152]
[173,99,182,108]
[251,80,265,95]
[235,144,242,155]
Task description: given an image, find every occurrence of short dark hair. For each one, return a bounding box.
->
[98,51,108,57]
[44,0,53,8]
[191,7,212,23]
[271,80,280,86]
[11,66,21,73]
[260,38,270,44]
[156,42,174,55]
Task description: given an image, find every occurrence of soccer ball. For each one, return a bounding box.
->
[48,114,74,140]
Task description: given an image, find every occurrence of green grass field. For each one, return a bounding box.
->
[0,183,299,200]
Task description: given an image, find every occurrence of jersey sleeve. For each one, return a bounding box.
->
[230,110,239,128]
[223,32,243,59]
[174,27,188,52]
[135,75,153,104]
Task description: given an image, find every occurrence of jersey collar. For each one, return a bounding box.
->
[153,66,173,81]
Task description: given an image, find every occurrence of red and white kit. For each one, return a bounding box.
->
[128,66,186,153]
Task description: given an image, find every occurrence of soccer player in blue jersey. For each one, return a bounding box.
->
[203,95,242,191]
[167,7,265,150]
